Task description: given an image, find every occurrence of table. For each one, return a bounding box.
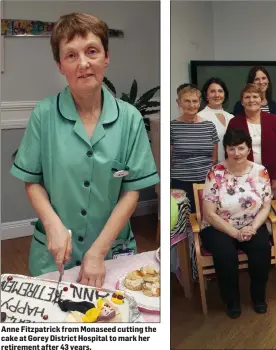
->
[40,250,160,322]
[170,189,194,299]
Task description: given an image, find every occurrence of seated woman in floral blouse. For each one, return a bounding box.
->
[201,128,272,319]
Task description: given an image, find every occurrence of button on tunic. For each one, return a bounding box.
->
[10,85,159,276]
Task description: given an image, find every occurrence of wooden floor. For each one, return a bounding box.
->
[1,214,158,276]
[171,267,276,349]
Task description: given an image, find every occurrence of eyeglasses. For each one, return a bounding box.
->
[182,83,198,89]
[177,83,199,95]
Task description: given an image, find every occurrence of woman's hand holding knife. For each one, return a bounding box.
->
[46,222,72,273]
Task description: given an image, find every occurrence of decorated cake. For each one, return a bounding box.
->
[1,274,140,323]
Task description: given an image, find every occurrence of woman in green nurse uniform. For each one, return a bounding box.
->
[10,12,159,287]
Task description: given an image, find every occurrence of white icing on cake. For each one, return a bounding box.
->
[1,274,132,323]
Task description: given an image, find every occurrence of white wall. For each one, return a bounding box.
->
[2,1,160,102]
[213,1,276,60]
[171,1,276,118]
[171,1,214,119]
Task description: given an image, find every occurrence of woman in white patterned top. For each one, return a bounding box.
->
[198,77,234,162]
[201,128,272,319]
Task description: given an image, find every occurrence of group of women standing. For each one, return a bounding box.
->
[171,66,276,318]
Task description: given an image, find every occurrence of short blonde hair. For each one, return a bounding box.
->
[50,12,109,62]
[177,84,201,100]
[240,83,263,100]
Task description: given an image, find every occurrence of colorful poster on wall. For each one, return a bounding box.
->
[1,19,124,37]
[2,20,56,36]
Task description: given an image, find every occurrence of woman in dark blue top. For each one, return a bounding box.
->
[233,66,276,115]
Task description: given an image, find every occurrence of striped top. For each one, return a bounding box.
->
[171,119,219,182]
[261,104,270,113]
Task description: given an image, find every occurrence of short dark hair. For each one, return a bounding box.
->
[223,129,252,149]
[51,12,109,63]
[201,77,229,104]
[246,66,272,102]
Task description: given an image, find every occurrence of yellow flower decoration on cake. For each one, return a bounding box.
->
[111,291,125,304]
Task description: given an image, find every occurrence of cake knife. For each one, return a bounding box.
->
[54,230,72,300]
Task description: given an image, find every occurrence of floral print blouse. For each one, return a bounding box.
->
[202,162,272,230]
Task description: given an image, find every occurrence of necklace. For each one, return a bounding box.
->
[247,122,261,137]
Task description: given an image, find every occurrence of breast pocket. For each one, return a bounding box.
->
[108,160,129,203]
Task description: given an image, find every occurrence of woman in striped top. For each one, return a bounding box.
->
[233,66,276,115]
[171,84,219,212]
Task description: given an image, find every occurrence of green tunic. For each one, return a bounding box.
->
[10,85,159,276]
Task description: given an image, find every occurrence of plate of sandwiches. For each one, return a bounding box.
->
[116,265,160,313]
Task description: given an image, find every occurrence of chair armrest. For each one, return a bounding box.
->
[272,200,276,214]
[189,213,200,233]
[268,211,276,224]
